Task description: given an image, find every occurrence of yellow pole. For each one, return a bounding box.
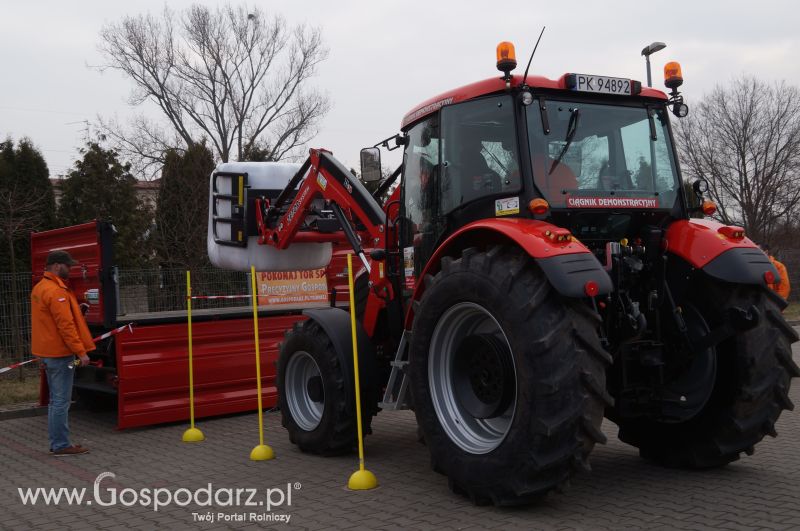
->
[249,265,274,461]
[347,253,377,490]
[182,270,204,442]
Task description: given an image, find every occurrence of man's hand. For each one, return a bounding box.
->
[78,354,90,366]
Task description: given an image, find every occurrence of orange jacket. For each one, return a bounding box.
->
[31,272,95,357]
[768,256,791,300]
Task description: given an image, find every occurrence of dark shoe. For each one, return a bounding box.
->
[52,445,89,456]
[49,444,84,454]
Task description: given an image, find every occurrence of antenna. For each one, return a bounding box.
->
[522,26,546,86]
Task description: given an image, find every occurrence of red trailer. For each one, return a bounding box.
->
[31,220,351,429]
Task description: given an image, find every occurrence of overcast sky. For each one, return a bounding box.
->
[2,0,798,178]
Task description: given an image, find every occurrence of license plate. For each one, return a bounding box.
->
[571,74,631,95]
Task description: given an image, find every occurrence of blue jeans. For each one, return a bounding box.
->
[40,356,75,451]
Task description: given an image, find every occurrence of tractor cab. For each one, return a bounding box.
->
[377,43,689,278]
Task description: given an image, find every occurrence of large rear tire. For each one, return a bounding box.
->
[277,320,374,455]
[618,282,800,467]
[409,246,612,505]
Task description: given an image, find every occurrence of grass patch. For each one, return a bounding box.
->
[0,369,40,406]
[785,302,800,321]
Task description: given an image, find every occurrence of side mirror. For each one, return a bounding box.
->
[360,147,382,182]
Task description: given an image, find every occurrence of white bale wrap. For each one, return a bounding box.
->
[207,161,332,272]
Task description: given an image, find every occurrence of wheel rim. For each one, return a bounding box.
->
[428,302,516,454]
[285,351,324,431]
[660,304,716,422]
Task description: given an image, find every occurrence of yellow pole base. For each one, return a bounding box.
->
[348,469,378,490]
[250,444,275,461]
[182,427,205,442]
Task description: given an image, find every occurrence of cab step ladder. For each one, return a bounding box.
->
[379,331,410,410]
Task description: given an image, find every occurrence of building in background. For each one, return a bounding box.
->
[49,178,160,209]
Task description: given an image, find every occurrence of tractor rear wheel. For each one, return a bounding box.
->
[618,283,799,467]
[277,320,374,455]
[409,246,612,505]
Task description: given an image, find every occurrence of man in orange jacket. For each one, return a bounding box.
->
[31,250,95,456]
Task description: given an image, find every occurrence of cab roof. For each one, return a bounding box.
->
[401,74,668,129]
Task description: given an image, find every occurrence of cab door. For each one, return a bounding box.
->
[399,115,441,292]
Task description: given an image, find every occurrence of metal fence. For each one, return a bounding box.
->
[0,272,32,365]
[116,267,252,316]
[778,250,800,302]
[0,267,253,366]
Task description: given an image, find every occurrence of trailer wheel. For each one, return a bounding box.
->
[618,283,799,467]
[277,320,374,455]
[409,246,611,505]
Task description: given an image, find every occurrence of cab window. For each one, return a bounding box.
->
[527,100,680,208]
[401,116,440,278]
[440,96,520,214]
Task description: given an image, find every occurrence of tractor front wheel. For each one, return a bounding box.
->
[277,320,374,455]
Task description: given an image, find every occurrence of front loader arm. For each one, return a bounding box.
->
[255,148,386,274]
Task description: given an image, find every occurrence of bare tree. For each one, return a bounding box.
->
[97,4,330,177]
[675,76,800,244]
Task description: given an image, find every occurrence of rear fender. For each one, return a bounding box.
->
[301,307,379,413]
[665,219,778,285]
[404,219,611,329]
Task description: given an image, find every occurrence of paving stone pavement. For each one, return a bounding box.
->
[1,335,799,530]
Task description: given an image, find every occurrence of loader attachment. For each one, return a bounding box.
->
[206,161,333,272]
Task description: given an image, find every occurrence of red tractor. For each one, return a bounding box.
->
[209,42,798,505]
